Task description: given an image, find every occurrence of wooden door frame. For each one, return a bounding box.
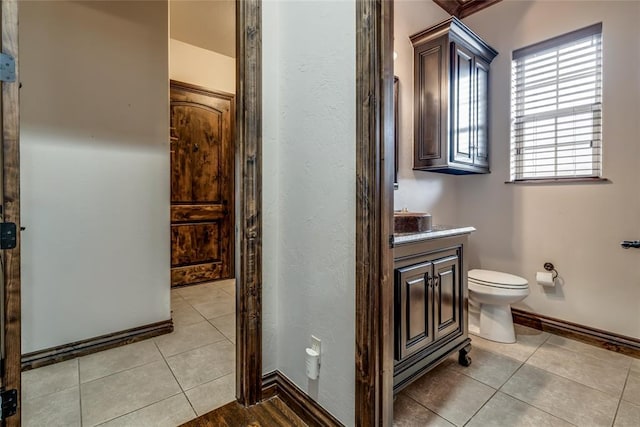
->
[355,0,395,426]
[0,2,265,424]
[2,1,20,426]
[235,0,263,406]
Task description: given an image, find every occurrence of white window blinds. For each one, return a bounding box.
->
[510,23,602,181]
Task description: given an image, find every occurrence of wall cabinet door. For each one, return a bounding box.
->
[395,262,434,360]
[451,43,475,166]
[474,57,490,168]
[433,255,462,340]
[413,37,448,169]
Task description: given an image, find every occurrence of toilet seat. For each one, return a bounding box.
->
[468,269,528,290]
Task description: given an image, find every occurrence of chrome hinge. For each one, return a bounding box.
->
[0,53,16,82]
[0,388,18,420]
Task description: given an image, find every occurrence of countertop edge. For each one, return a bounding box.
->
[393,226,476,245]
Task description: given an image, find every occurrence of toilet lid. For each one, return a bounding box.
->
[468,269,528,289]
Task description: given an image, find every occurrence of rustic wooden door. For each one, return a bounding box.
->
[170,81,234,287]
[1,1,21,425]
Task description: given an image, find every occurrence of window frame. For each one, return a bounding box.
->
[508,23,605,183]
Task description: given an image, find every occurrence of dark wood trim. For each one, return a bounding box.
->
[433,0,503,19]
[170,80,235,102]
[236,0,263,407]
[512,308,640,358]
[2,1,21,426]
[21,320,173,371]
[261,371,343,427]
[355,0,394,426]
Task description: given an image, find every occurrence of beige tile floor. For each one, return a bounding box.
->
[394,325,640,427]
[22,279,236,427]
[22,296,640,427]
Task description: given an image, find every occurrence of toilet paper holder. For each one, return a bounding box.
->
[543,262,558,279]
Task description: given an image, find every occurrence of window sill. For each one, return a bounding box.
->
[505,177,611,185]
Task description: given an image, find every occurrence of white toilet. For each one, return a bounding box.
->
[467,269,529,343]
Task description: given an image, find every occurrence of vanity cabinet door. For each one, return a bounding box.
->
[395,262,435,360]
[433,254,463,340]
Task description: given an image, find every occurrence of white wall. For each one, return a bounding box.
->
[169,38,235,94]
[393,1,457,221]
[262,0,356,424]
[458,0,640,337]
[20,1,170,353]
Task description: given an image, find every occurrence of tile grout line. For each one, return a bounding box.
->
[154,335,199,419]
[77,358,84,427]
[459,331,552,425]
[462,387,498,426]
[92,391,186,426]
[399,391,454,425]
[498,331,620,426]
[478,331,583,426]
[610,367,631,427]
[158,334,229,360]
[541,339,634,370]
[78,347,166,387]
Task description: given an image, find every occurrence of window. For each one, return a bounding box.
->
[510,23,602,181]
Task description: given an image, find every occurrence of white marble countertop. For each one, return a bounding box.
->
[393,225,476,245]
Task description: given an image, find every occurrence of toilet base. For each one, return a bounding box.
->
[472,303,516,344]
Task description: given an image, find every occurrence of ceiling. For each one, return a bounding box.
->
[433,0,503,18]
[170,0,235,58]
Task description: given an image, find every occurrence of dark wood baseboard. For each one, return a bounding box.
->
[512,308,640,358]
[262,371,344,427]
[21,319,174,371]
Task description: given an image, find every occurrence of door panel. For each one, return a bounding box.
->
[451,43,474,165]
[171,104,222,203]
[395,262,434,360]
[170,82,234,287]
[474,58,490,167]
[433,254,462,340]
[171,223,221,266]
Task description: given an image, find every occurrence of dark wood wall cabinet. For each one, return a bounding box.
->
[393,233,471,393]
[411,17,498,175]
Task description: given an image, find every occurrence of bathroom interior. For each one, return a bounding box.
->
[389,0,639,425]
[10,0,640,426]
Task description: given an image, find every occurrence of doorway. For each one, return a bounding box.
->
[170,81,235,287]
[6,2,259,426]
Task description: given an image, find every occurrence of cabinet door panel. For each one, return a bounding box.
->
[433,254,462,340]
[395,262,434,360]
[414,38,447,168]
[451,43,474,165]
[475,58,490,168]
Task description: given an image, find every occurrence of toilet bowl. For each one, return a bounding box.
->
[467,269,529,343]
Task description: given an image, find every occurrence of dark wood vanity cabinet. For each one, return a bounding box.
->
[411,17,497,175]
[393,234,471,393]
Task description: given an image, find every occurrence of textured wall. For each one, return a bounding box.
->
[459,0,640,337]
[262,0,356,424]
[20,1,170,352]
[170,39,235,94]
